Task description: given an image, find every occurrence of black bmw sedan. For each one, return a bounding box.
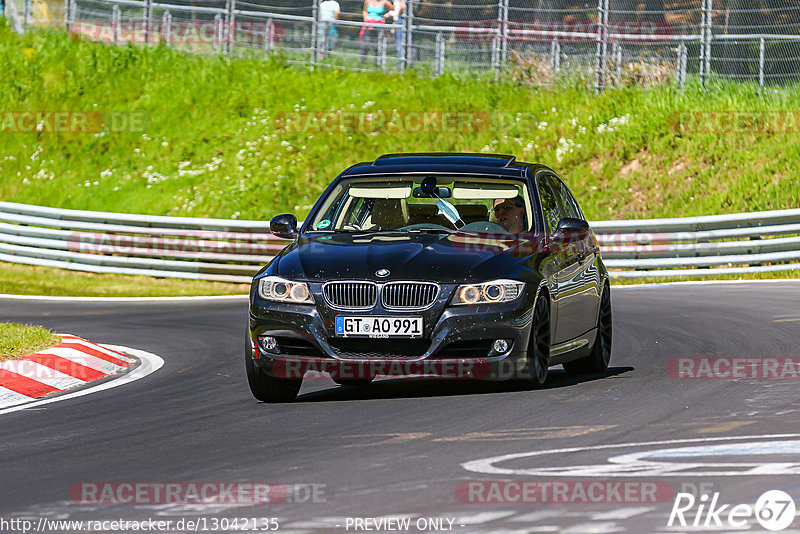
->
[247,153,611,402]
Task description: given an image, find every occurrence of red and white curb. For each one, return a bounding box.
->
[0,334,154,411]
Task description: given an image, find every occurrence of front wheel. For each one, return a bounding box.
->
[563,284,612,375]
[524,295,551,388]
[245,335,302,402]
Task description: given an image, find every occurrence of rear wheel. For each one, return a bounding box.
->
[563,284,612,375]
[525,295,551,388]
[245,334,302,402]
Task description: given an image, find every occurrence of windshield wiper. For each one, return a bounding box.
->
[404,228,459,234]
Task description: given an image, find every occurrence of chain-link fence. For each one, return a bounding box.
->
[10,0,800,89]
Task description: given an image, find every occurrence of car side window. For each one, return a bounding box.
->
[537,175,561,235]
[558,179,584,220]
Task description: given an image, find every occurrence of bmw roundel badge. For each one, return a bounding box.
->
[376,268,390,278]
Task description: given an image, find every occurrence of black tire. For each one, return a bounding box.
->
[563,283,612,375]
[245,335,302,403]
[524,294,551,388]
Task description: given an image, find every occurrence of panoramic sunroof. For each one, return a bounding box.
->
[373,154,516,168]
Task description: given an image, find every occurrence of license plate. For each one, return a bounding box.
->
[335,316,423,338]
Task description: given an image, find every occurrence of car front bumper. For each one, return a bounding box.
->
[248,285,537,381]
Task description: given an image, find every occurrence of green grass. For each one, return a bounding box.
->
[2,25,799,223]
[0,322,61,361]
[0,261,247,297]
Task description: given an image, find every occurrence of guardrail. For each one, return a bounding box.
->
[593,209,800,278]
[1,201,798,282]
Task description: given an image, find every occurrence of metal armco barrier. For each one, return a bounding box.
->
[1,201,798,282]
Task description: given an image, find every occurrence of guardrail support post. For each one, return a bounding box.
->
[491,34,499,79]
[378,30,388,71]
[550,39,560,75]
[612,41,621,87]
[162,10,171,46]
[434,31,445,76]
[499,0,509,66]
[224,0,236,55]
[678,40,687,90]
[401,0,414,71]
[213,13,220,51]
[310,0,319,69]
[264,18,273,55]
[700,0,711,88]
[759,37,766,89]
[63,0,71,31]
[143,0,152,44]
[594,0,608,93]
[112,4,120,43]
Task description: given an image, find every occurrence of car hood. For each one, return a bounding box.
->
[266,232,547,283]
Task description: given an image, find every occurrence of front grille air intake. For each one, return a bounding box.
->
[323,281,378,309]
[382,282,439,309]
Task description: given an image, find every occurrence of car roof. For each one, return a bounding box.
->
[340,153,550,180]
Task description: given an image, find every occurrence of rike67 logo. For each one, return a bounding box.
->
[668,490,796,531]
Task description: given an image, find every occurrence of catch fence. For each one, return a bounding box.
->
[9,0,800,90]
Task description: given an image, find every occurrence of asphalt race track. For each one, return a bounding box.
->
[1,281,800,533]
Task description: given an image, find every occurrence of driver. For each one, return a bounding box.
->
[493,196,526,233]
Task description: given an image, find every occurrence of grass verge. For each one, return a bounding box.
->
[0,261,248,297]
[0,322,62,361]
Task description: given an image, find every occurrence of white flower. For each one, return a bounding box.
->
[555,137,576,162]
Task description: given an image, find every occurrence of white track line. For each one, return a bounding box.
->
[0,344,164,416]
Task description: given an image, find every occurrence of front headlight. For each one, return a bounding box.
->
[451,280,525,306]
[258,276,314,304]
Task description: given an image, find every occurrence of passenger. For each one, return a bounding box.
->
[360,0,394,64]
[493,196,527,233]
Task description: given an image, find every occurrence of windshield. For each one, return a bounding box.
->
[309,176,533,234]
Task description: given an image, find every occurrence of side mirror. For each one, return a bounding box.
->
[554,217,590,241]
[270,214,298,239]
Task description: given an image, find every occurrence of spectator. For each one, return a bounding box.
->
[360,0,393,64]
[318,0,340,59]
[493,196,527,233]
